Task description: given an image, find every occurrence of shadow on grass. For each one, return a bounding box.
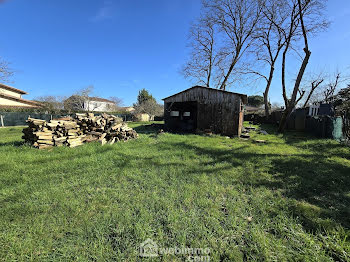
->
[2,123,350,233]
[157,138,350,232]
[258,123,350,159]
[0,141,25,147]
[133,123,164,134]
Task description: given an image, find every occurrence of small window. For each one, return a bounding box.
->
[170,111,179,117]
[183,112,190,117]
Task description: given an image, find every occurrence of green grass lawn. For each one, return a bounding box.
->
[0,122,349,261]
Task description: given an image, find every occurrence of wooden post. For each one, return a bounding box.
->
[0,115,4,127]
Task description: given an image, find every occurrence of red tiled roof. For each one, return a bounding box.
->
[0,83,28,95]
[88,97,115,103]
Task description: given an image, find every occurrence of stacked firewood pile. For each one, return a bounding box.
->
[22,118,85,149]
[22,113,138,149]
[75,113,138,145]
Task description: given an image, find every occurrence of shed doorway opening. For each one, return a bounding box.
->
[166,101,197,132]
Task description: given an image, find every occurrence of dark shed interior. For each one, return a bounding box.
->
[162,86,247,136]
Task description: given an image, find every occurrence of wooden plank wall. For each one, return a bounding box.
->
[164,87,243,136]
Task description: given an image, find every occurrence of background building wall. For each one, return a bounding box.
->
[0,88,22,98]
[0,97,36,107]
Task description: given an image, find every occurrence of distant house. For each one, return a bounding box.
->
[134,113,153,122]
[120,106,135,113]
[0,83,41,109]
[163,86,247,136]
[83,97,116,112]
[245,105,263,113]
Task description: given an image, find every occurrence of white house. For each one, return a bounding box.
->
[83,97,116,112]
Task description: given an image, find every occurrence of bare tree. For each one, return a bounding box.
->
[271,101,283,110]
[204,0,263,90]
[302,77,324,107]
[35,95,66,114]
[107,96,123,111]
[134,99,163,117]
[278,0,327,132]
[64,85,95,112]
[182,16,218,87]
[323,72,340,103]
[247,0,290,117]
[64,95,85,113]
[79,85,94,111]
[298,71,347,106]
[0,57,13,83]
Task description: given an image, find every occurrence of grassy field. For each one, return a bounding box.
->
[0,122,349,261]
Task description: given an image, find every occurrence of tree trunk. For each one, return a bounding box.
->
[263,64,275,118]
[219,61,235,90]
[219,52,240,90]
[206,59,212,87]
[278,105,292,133]
[206,45,213,87]
[278,48,311,133]
[302,90,313,108]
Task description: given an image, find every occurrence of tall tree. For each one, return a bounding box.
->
[277,0,327,132]
[248,95,264,107]
[134,89,161,116]
[136,89,155,105]
[249,0,289,117]
[182,16,218,87]
[204,0,263,90]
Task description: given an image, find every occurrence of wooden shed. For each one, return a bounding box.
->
[162,86,247,136]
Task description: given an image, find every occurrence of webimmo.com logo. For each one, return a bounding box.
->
[139,238,210,261]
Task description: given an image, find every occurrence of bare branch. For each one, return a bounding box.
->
[204,0,264,90]
[0,57,14,83]
[181,15,218,87]
[302,77,324,107]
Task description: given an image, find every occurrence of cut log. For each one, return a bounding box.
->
[255,140,266,143]
[109,137,116,145]
[99,133,107,141]
[22,113,138,149]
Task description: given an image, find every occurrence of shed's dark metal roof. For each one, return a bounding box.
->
[162,86,248,104]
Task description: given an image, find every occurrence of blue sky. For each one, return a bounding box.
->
[0,0,349,106]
